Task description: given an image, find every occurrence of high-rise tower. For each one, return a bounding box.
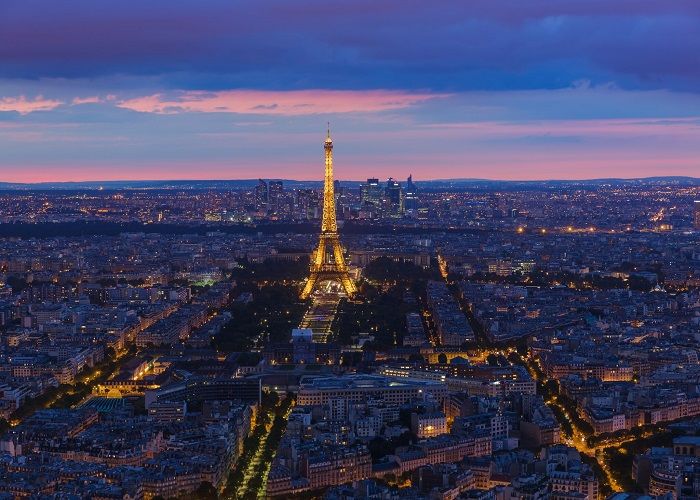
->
[300,127,357,299]
[405,174,418,212]
[385,177,404,216]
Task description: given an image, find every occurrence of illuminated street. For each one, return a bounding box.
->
[299,282,344,342]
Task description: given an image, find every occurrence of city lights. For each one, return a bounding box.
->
[0,0,697,497]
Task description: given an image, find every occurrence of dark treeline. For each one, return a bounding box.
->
[364,256,441,282]
[0,221,304,238]
[0,221,488,239]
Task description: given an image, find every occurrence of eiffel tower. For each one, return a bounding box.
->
[300,127,357,299]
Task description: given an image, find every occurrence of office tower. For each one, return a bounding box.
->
[360,178,382,207]
[295,189,317,220]
[385,177,404,216]
[268,180,283,209]
[695,200,700,230]
[404,174,418,212]
[254,179,268,208]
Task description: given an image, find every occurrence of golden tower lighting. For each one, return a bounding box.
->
[300,126,357,299]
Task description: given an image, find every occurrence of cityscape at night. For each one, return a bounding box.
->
[1,1,700,500]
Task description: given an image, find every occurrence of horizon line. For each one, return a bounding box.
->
[0,175,698,186]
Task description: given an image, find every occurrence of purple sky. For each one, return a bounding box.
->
[0,0,699,182]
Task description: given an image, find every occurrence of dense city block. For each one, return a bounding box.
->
[0,177,697,499]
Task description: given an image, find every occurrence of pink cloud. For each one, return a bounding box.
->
[0,95,63,114]
[117,89,448,115]
[71,96,103,105]
[421,118,700,138]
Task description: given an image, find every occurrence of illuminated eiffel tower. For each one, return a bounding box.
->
[300,127,357,299]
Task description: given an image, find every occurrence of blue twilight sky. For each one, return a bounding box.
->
[0,0,699,182]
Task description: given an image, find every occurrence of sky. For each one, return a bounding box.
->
[0,0,699,182]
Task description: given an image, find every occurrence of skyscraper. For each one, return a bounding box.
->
[254,179,268,209]
[694,200,700,230]
[404,174,418,212]
[295,189,318,220]
[385,177,404,216]
[268,180,283,209]
[360,178,382,207]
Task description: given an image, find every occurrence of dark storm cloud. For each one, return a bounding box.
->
[1,0,698,91]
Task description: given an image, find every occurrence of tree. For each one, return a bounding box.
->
[335,284,417,347]
[383,472,397,484]
[6,275,27,293]
[261,390,280,411]
[368,437,392,461]
[629,275,653,291]
[0,418,9,435]
[192,481,217,499]
[408,353,425,363]
[544,380,558,394]
[364,256,439,283]
[213,283,306,351]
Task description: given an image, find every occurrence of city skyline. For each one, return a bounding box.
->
[1,1,699,182]
[1,174,699,189]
